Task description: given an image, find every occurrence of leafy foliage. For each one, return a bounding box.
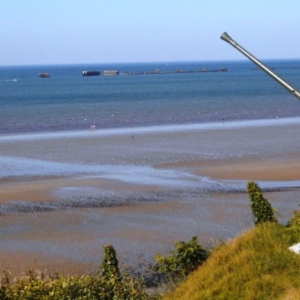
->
[0,272,156,300]
[101,244,121,281]
[0,246,160,300]
[154,236,209,280]
[247,181,277,225]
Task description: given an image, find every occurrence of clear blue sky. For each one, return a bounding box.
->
[1,0,299,66]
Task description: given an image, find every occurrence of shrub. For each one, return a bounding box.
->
[247,181,277,225]
[0,246,160,300]
[101,244,121,281]
[154,236,209,281]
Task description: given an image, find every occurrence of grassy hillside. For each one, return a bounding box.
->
[163,222,300,300]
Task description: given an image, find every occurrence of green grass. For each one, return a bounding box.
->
[163,223,300,300]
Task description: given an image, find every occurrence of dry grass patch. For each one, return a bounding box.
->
[163,223,300,300]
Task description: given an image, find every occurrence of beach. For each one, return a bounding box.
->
[1,119,300,278]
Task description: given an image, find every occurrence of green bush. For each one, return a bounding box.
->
[101,244,121,281]
[0,246,160,300]
[247,181,277,225]
[154,236,209,280]
[0,272,156,300]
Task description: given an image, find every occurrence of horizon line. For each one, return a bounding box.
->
[1,58,300,68]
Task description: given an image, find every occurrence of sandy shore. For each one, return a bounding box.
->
[157,155,300,181]
[0,155,299,280]
[1,121,300,279]
[199,158,300,181]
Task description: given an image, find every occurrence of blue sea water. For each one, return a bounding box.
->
[1,60,300,135]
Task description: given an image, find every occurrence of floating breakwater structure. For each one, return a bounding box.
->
[40,68,228,78]
[103,70,119,76]
[120,67,228,76]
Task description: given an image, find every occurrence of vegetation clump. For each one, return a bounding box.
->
[154,236,209,282]
[0,245,160,300]
[247,181,278,225]
[101,244,122,281]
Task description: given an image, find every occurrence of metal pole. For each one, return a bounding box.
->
[220,32,300,101]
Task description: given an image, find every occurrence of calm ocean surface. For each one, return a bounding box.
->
[1,60,300,135]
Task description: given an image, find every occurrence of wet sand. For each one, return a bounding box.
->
[158,155,300,181]
[1,120,300,279]
[1,155,300,205]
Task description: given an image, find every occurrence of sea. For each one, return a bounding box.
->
[1,60,300,274]
[1,59,300,135]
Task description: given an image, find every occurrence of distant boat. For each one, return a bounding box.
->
[82,71,100,76]
[39,73,50,78]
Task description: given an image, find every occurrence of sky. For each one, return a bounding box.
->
[0,0,299,66]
